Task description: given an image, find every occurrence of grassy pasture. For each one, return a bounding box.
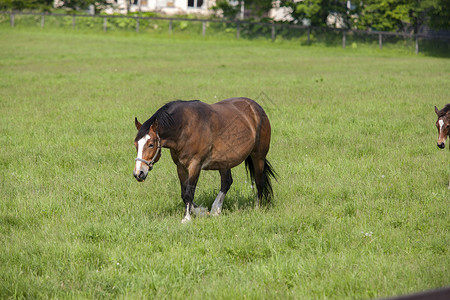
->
[0,27,449,299]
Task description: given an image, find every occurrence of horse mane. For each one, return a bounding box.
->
[438,104,450,117]
[135,100,198,141]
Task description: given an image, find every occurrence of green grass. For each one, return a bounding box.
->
[3,12,450,57]
[0,27,449,299]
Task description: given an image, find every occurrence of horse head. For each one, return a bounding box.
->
[133,117,161,181]
[435,105,450,150]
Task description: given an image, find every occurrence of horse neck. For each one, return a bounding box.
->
[159,126,178,149]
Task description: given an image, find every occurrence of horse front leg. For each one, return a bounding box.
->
[182,185,196,223]
[180,164,201,223]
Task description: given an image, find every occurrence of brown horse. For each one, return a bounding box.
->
[435,104,450,149]
[133,97,276,222]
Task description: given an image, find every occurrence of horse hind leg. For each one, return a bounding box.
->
[210,169,233,216]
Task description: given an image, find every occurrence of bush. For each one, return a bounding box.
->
[1,0,53,11]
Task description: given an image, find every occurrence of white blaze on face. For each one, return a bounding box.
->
[439,119,444,132]
[438,119,447,147]
[135,134,150,171]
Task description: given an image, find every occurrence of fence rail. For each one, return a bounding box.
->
[2,11,449,54]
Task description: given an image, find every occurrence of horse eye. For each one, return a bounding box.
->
[149,143,154,148]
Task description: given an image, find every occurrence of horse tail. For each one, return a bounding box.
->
[261,159,277,203]
[245,157,277,204]
[244,156,256,186]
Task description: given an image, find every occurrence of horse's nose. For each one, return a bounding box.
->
[133,170,146,181]
[437,142,445,149]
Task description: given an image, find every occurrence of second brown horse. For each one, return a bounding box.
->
[133,97,276,223]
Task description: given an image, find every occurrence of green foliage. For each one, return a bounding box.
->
[0,0,111,13]
[0,27,449,298]
[281,0,359,28]
[427,0,450,30]
[212,0,240,19]
[213,0,273,20]
[0,0,53,11]
[243,0,274,18]
[348,0,450,33]
[356,0,444,33]
[57,0,111,14]
[294,0,330,27]
[280,0,450,32]
[357,0,407,31]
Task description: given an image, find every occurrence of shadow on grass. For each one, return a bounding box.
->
[152,188,273,219]
[193,189,274,214]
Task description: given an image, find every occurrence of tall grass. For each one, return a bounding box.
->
[0,27,449,299]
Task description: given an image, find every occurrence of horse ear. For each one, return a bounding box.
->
[435,106,440,115]
[135,117,142,130]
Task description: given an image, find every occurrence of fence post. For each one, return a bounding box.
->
[72,15,76,29]
[136,17,139,33]
[10,13,14,27]
[169,19,173,34]
[103,17,107,32]
[342,31,346,48]
[379,34,382,49]
[41,15,45,28]
[415,35,419,54]
[307,27,310,45]
[236,22,240,39]
[202,21,206,36]
[271,24,275,42]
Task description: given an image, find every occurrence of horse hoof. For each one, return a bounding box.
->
[210,208,221,216]
[181,215,191,224]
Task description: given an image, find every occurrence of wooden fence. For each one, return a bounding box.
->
[2,11,450,54]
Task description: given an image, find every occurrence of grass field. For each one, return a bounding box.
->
[0,26,449,299]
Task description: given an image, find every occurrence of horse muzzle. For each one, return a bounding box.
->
[437,142,445,149]
[133,170,148,182]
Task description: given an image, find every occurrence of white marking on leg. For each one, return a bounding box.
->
[211,191,225,216]
[135,134,150,171]
[181,213,191,223]
[181,203,192,223]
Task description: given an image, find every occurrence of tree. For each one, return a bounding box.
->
[55,0,110,13]
[0,0,111,12]
[280,0,328,26]
[213,0,273,20]
[427,0,450,30]
[244,0,274,19]
[0,0,54,11]
[277,0,449,32]
[357,0,450,33]
[281,0,360,28]
[212,0,241,19]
